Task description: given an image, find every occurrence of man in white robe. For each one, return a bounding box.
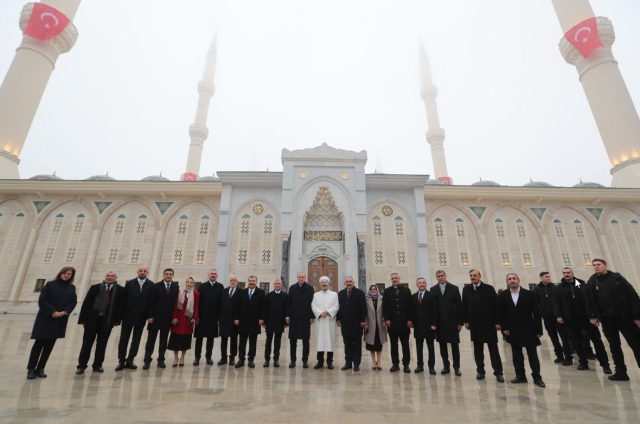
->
[312,276,339,369]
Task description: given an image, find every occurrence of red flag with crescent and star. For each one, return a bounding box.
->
[182,172,198,182]
[564,17,603,59]
[25,3,70,41]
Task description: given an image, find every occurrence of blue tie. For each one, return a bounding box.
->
[249,290,253,299]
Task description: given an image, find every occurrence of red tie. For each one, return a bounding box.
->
[419,292,423,304]
[105,285,111,309]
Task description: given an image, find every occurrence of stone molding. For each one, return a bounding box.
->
[282,143,367,163]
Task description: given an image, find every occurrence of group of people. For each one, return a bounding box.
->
[26,259,640,388]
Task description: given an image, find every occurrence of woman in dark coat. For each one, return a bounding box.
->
[168,277,200,366]
[27,266,78,379]
[364,285,387,370]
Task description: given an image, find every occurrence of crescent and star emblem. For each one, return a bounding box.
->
[40,12,59,29]
[574,27,591,44]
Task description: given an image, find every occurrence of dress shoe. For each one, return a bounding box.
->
[35,368,47,378]
[274,360,280,368]
[193,358,200,366]
[302,361,309,369]
[376,367,382,371]
[496,374,505,383]
[476,373,485,380]
[429,368,436,375]
[206,358,214,365]
[142,362,150,370]
[562,359,573,366]
[264,360,270,368]
[115,363,125,371]
[414,366,424,374]
[603,366,612,374]
[75,367,86,375]
[126,362,138,370]
[510,375,528,384]
[248,360,255,368]
[533,378,546,388]
[328,363,334,370]
[608,372,630,381]
[341,364,353,371]
[229,357,236,366]
[553,356,564,363]
[216,358,226,366]
[577,363,589,371]
[454,368,461,376]
[179,361,184,367]
[157,362,166,369]
[586,352,597,360]
[27,369,37,380]
[93,367,104,373]
[289,361,296,368]
[235,360,245,368]
[403,366,411,374]
[314,362,324,369]
[441,367,450,375]
[390,365,400,372]
[172,363,178,368]
[352,365,359,372]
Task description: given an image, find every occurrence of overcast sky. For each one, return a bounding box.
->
[1,0,639,186]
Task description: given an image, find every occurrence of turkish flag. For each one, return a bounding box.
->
[25,3,70,41]
[564,17,603,59]
[182,172,198,181]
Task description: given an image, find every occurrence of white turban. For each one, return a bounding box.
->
[319,276,330,283]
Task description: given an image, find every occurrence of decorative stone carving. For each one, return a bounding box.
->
[382,206,393,216]
[559,17,615,66]
[282,143,367,163]
[252,203,264,215]
[19,3,78,56]
[304,231,342,241]
[304,187,344,230]
[281,235,290,289]
[357,237,366,290]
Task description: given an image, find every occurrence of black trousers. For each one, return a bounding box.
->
[27,339,56,370]
[389,333,411,366]
[601,317,640,373]
[473,341,503,375]
[316,351,334,364]
[265,332,282,360]
[511,344,541,379]
[565,317,609,366]
[144,327,169,363]
[78,326,112,368]
[194,336,215,360]
[439,341,460,369]
[543,316,571,358]
[220,335,238,359]
[118,324,144,363]
[290,338,310,362]
[343,335,362,366]
[239,334,257,360]
[415,338,435,368]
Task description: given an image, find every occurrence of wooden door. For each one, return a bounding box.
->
[307,257,339,292]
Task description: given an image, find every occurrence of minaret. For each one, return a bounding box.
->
[419,38,451,185]
[552,0,640,187]
[183,33,217,181]
[0,1,80,179]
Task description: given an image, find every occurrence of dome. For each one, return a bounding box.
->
[29,174,63,181]
[141,175,170,182]
[573,181,605,188]
[85,174,116,181]
[197,175,220,182]
[523,181,554,187]
[425,178,445,185]
[471,180,500,187]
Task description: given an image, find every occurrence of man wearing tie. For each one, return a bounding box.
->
[143,269,179,369]
[116,266,153,371]
[383,273,413,373]
[337,276,367,372]
[410,277,438,375]
[262,279,287,367]
[430,270,463,376]
[193,269,224,366]
[76,271,125,374]
[286,272,315,368]
[219,275,240,366]
[234,276,265,368]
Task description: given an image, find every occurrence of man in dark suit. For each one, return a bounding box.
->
[462,269,504,382]
[410,277,438,375]
[234,275,265,368]
[219,275,240,366]
[143,268,179,369]
[193,269,224,366]
[336,276,367,372]
[383,272,413,373]
[286,272,315,368]
[498,273,545,387]
[430,270,463,376]
[76,270,125,374]
[534,271,570,364]
[262,279,287,367]
[116,266,153,371]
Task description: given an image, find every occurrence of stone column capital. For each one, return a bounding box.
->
[559,16,614,66]
[19,3,78,55]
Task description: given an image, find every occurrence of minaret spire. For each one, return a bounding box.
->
[419,37,451,185]
[183,32,217,181]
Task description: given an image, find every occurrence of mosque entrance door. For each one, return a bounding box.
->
[307,257,338,292]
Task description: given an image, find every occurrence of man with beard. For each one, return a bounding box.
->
[312,276,339,369]
[286,272,315,368]
[218,275,239,366]
[383,273,413,373]
[336,276,367,372]
[193,269,224,366]
[262,279,287,367]
[234,275,265,368]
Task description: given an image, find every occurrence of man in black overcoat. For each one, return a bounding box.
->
[76,270,125,374]
[234,275,265,368]
[410,277,438,375]
[534,271,570,364]
[218,275,240,366]
[462,269,503,382]
[116,266,153,371]
[286,272,315,368]
[336,276,367,372]
[383,272,413,373]
[498,273,545,387]
[262,278,287,367]
[193,269,224,365]
[430,270,463,376]
[143,268,179,369]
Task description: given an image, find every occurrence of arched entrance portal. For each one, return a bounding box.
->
[308,256,338,292]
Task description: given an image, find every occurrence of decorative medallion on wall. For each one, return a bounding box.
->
[33,201,51,214]
[299,171,308,179]
[155,202,174,215]
[382,206,393,216]
[586,208,603,221]
[341,172,349,180]
[529,207,547,221]
[252,204,264,215]
[469,206,487,220]
[94,201,112,215]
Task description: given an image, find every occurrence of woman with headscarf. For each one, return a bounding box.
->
[364,284,387,370]
[168,277,200,366]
